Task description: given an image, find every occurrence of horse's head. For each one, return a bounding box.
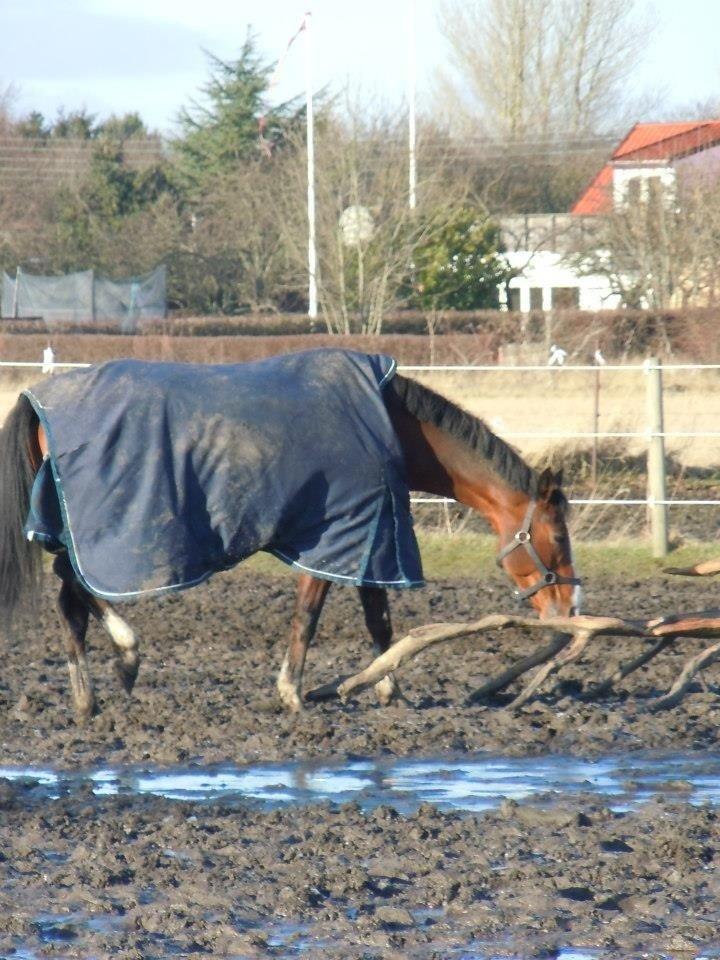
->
[496,468,581,619]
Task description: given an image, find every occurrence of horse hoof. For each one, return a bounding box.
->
[277,686,305,713]
[115,658,139,695]
[281,693,305,714]
[277,672,306,713]
[74,699,97,726]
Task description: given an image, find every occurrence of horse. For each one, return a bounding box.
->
[0,350,581,721]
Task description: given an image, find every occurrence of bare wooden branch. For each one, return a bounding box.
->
[466,630,571,703]
[650,638,720,711]
[663,559,720,577]
[589,636,673,697]
[509,631,593,709]
[306,613,646,705]
[305,609,720,712]
[648,612,720,637]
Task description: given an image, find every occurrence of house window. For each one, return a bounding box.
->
[552,287,580,310]
[625,177,642,204]
[508,288,522,312]
[646,176,664,207]
[530,287,543,310]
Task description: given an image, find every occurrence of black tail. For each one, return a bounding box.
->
[0,395,43,622]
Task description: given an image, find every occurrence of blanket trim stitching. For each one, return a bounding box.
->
[269,546,423,588]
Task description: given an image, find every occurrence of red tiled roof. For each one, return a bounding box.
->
[570,164,613,216]
[571,120,720,215]
[613,121,720,161]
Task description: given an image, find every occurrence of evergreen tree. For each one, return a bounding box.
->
[408,208,511,310]
[173,34,303,192]
[51,108,97,139]
[96,112,149,141]
[16,110,50,139]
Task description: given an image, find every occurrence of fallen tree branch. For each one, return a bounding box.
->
[650,638,720,710]
[305,614,646,706]
[589,635,673,697]
[509,630,593,709]
[466,630,571,703]
[664,558,720,577]
[304,610,720,711]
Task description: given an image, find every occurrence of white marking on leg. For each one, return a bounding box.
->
[102,609,136,651]
[277,657,303,713]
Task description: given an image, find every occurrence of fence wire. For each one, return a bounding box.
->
[3,358,719,511]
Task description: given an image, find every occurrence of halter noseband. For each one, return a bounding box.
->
[496,499,582,602]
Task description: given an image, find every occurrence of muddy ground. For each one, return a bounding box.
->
[2,570,720,957]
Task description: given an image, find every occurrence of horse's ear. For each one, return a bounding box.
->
[536,467,553,501]
[554,468,564,488]
[537,467,560,502]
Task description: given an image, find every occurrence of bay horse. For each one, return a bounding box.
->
[0,360,580,721]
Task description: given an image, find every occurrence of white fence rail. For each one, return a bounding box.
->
[5,355,720,557]
[398,357,720,557]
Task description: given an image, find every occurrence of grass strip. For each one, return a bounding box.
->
[239,532,720,581]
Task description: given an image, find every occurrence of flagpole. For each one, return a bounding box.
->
[305,10,318,318]
[407,0,417,210]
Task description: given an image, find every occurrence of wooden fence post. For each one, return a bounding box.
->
[645,356,668,557]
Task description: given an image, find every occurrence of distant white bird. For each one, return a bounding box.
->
[42,345,55,375]
[548,344,567,366]
[594,349,607,366]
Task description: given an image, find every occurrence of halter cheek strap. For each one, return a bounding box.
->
[496,499,582,602]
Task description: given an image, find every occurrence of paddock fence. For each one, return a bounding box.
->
[3,355,720,556]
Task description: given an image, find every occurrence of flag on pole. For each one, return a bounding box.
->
[258,13,309,157]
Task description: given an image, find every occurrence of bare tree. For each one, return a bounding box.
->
[436,0,652,138]
[275,104,485,333]
[576,170,720,310]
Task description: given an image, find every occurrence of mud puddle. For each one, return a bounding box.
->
[3,750,720,813]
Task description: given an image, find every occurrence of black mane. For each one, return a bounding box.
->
[389,373,539,497]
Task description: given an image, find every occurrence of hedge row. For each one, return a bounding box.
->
[1,306,718,363]
[0,333,500,367]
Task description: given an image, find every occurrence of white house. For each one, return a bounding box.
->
[498,250,621,313]
[497,121,720,313]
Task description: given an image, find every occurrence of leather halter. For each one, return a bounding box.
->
[496,499,582,602]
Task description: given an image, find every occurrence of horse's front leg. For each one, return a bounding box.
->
[82,593,139,694]
[358,586,401,705]
[56,574,96,724]
[277,574,330,713]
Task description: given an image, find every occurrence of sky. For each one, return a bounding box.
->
[1,0,719,135]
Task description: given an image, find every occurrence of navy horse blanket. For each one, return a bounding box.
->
[23,349,423,600]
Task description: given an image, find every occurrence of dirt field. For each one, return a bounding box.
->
[2,569,720,957]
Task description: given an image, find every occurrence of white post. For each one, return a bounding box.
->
[407,0,417,210]
[11,266,20,318]
[305,10,318,319]
[645,356,668,558]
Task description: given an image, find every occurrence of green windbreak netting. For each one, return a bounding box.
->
[1,266,166,330]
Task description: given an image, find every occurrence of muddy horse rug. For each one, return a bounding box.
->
[23,349,423,600]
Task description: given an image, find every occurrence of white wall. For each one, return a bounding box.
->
[612,164,676,207]
[499,251,621,312]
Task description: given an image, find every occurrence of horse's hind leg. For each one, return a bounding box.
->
[82,594,139,694]
[277,574,330,713]
[358,586,400,706]
[56,577,96,724]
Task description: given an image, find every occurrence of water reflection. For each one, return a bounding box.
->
[2,751,720,814]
